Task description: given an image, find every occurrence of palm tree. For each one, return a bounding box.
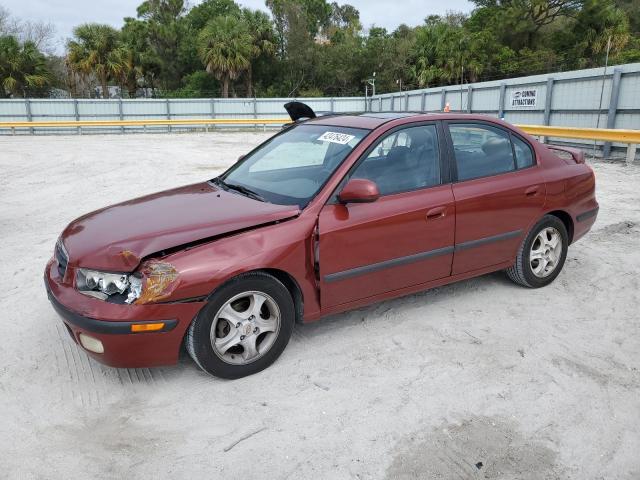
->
[110,45,143,98]
[0,36,51,97]
[197,15,253,98]
[66,24,119,98]
[242,9,276,97]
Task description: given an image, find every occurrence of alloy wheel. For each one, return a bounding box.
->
[529,227,563,278]
[210,291,281,365]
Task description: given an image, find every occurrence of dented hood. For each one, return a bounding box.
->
[61,182,300,272]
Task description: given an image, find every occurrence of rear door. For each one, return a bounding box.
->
[318,122,455,308]
[444,121,546,275]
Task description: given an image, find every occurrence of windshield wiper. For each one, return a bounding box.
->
[213,177,267,202]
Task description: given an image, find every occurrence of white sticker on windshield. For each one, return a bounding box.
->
[318,131,355,145]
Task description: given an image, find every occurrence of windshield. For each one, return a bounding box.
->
[221,124,369,207]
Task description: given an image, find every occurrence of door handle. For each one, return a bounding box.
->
[426,206,446,220]
[525,185,540,196]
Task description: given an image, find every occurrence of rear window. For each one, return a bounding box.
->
[449,124,515,181]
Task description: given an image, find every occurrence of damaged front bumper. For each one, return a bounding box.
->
[44,258,206,368]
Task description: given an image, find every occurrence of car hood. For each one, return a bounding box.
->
[60,182,300,272]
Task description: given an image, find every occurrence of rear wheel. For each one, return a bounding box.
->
[186,272,295,378]
[506,215,568,288]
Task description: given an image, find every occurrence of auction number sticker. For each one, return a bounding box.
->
[318,131,355,145]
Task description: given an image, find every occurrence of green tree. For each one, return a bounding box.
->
[197,15,253,97]
[179,0,242,80]
[267,0,332,55]
[614,0,640,33]
[66,23,120,98]
[242,9,276,97]
[114,18,162,97]
[55,0,640,98]
[0,35,51,97]
[469,0,583,50]
[186,0,241,31]
[573,0,630,67]
[137,0,187,91]
[110,46,142,98]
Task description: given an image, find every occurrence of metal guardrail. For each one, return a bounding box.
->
[517,125,640,143]
[0,118,637,163]
[0,118,288,128]
[517,125,639,164]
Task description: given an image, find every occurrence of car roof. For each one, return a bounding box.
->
[304,112,505,130]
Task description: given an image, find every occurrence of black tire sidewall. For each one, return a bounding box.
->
[521,216,569,288]
[191,274,295,379]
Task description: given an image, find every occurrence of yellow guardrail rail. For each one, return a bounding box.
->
[0,117,637,162]
[0,118,288,128]
[0,118,638,142]
[516,124,640,144]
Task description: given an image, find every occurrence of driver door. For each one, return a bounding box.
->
[318,123,455,308]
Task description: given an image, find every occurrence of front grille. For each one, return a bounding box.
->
[55,239,69,278]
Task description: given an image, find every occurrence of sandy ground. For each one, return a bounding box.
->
[1,132,639,480]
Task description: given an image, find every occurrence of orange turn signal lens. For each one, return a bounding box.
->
[131,322,165,333]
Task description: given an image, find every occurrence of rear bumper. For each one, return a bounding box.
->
[44,258,205,368]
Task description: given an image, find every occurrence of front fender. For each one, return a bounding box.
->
[147,216,322,320]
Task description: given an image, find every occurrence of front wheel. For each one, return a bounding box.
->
[506,215,568,288]
[186,272,295,379]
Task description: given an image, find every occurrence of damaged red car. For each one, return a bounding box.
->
[45,103,599,378]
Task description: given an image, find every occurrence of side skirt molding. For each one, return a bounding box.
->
[322,229,522,283]
[324,246,454,283]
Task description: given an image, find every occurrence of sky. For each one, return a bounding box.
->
[1,0,473,53]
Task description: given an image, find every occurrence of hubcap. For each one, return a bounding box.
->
[210,291,281,365]
[529,227,562,278]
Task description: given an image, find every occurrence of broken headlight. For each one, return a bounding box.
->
[76,268,143,304]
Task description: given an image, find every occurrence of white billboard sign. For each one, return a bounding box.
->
[510,88,538,109]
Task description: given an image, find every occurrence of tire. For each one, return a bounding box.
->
[506,215,568,288]
[186,272,295,379]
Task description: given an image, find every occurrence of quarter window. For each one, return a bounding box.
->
[351,125,441,196]
[512,135,534,169]
[449,124,516,181]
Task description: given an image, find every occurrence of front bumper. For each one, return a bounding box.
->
[44,258,206,368]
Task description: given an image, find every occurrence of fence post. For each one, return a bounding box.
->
[25,98,33,135]
[626,143,637,165]
[211,98,216,130]
[604,68,622,158]
[253,97,258,131]
[330,97,335,113]
[440,89,446,111]
[466,85,473,113]
[498,82,507,119]
[74,98,81,135]
[404,92,409,111]
[379,96,382,112]
[118,98,124,134]
[541,77,555,143]
[166,98,171,133]
[421,92,426,112]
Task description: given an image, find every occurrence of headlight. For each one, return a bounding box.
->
[76,268,143,304]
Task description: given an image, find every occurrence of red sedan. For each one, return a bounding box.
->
[45,104,598,378]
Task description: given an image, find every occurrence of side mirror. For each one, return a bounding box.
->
[238,154,246,161]
[338,179,380,204]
